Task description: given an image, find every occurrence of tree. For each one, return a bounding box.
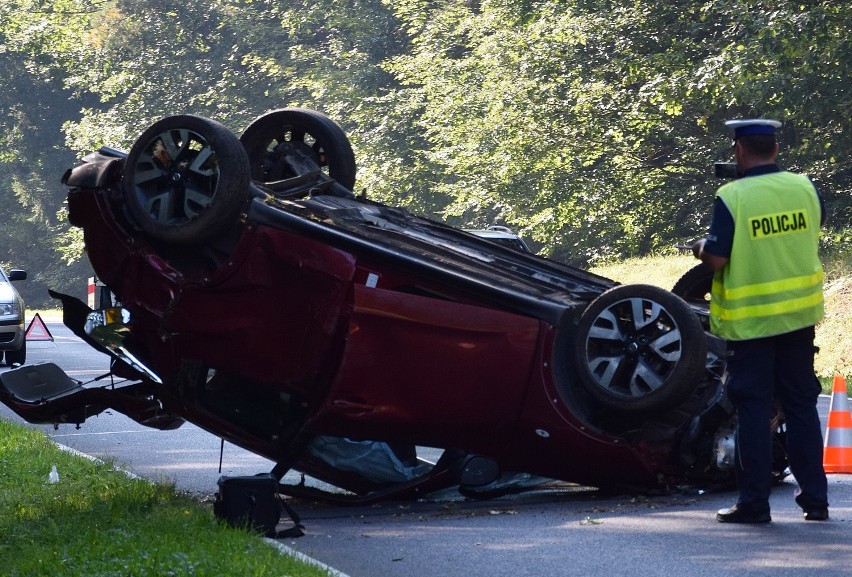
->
[0,2,99,305]
[380,0,852,263]
[2,0,850,303]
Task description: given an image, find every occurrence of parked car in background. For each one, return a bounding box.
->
[0,266,26,365]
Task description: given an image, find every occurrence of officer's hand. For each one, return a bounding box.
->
[691,239,706,260]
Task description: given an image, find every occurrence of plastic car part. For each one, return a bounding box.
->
[308,436,432,484]
[274,448,469,506]
[0,362,182,429]
[84,307,162,384]
[573,284,706,415]
[239,108,357,192]
[61,149,125,189]
[5,339,25,366]
[122,115,251,244]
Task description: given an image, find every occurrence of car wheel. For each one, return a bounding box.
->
[122,115,251,244]
[671,263,715,303]
[239,108,356,191]
[6,339,26,366]
[573,284,707,414]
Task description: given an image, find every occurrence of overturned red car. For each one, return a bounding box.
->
[0,109,787,502]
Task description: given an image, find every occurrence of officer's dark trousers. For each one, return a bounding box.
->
[725,326,828,514]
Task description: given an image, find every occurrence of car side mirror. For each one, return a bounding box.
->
[9,269,26,281]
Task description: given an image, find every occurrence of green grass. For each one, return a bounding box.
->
[0,420,327,577]
[590,253,852,395]
[27,309,63,323]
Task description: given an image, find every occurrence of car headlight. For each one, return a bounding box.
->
[0,302,19,317]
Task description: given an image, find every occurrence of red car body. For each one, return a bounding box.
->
[0,110,786,502]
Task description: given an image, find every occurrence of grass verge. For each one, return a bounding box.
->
[590,253,852,395]
[0,420,327,577]
[27,309,63,323]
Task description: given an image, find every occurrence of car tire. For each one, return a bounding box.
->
[672,263,715,303]
[6,339,26,366]
[573,284,707,415]
[239,108,356,191]
[122,115,251,244]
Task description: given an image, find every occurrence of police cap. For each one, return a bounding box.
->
[725,118,782,138]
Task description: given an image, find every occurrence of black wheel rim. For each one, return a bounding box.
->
[584,296,684,399]
[256,126,328,181]
[130,128,221,225]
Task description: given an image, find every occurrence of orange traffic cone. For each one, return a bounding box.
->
[823,375,852,474]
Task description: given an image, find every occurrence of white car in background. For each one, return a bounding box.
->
[0,266,26,365]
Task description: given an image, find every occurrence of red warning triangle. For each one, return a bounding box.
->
[25,313,54,342]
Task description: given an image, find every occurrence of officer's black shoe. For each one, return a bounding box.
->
[803,507,829,521]
[716,505,771,524]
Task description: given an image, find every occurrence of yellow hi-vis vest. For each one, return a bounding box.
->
[710,171,824,340]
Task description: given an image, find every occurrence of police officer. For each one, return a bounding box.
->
[693,118,829,523]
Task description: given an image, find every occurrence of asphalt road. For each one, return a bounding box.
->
[2,321,852,577]
[0,320,277,492]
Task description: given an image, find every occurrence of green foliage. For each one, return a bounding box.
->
[1,0,851,302]
[0,4,96,305]
[381,0,851,263]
